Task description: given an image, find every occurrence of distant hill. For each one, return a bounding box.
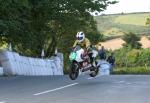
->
[94,12,150,37]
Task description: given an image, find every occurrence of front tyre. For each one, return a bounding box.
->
[69,62,79,80]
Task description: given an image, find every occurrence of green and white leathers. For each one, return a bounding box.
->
[69,46,85,62]
[69,52,77,61]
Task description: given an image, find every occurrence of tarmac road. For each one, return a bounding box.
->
[0,75,150,103]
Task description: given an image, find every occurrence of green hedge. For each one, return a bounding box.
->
[112,66,150,74]
[148,36,150,40]
[114,48,150,67]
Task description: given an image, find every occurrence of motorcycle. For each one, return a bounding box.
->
[68,45,99,80]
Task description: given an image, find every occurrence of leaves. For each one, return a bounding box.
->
[0,0,116,57]
[146,17,150,26]
[122,32,142,49]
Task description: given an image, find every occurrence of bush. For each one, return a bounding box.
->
[122,32,142,49]
[136,49,150,66]
[126,49,140,66]
[115,48,150,67]
[112,66,150,74]
[86,31,104,44]
[148,36,150,40]
[114,48,129,67]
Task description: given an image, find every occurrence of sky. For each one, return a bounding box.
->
[102,0,150,14]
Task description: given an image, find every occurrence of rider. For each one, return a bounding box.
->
[73,31,94,66]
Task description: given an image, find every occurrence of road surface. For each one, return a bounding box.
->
[0,75,150,103]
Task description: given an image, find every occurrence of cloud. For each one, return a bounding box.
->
[103,0,150,14]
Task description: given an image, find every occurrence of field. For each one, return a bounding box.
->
[94,12,150,37]
[98,36,150,50]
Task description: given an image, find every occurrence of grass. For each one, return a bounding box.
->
[114,13,149,26]
[94,12,150,36]
[112,66,150,75]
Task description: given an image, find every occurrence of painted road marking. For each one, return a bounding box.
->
[0,101,6,103]
[33,83,78,96]
[118,81,125,83]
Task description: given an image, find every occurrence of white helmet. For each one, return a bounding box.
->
[76,31,85,42]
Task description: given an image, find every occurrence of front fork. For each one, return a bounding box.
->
[71,61,79,72]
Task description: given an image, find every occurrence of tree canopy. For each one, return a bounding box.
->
[146,16,150,26]
[0,0,117,57]
[122,32,142,49]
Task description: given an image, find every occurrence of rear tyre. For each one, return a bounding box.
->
[89,66,99,77]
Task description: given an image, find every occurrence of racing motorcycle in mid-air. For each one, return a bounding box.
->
[69,45,99,80]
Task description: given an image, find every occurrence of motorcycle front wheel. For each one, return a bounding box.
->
[69,62,79,80]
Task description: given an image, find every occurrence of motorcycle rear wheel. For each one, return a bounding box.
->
[89,66,99,77]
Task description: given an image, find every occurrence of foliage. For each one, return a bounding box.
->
[136,49,150,66]
[112,66,150,75]
[114,47,129,67]
[86,31,104,44]
[126,49,140,65]
[0,0,117,57]
[122,32,142,49]
[146,16,150,26]
[115,48,150,67]
[148,36,150,40]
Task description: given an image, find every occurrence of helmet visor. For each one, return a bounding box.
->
[77,37,83,40]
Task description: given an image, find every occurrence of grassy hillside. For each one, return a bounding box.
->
[94,12,150,37]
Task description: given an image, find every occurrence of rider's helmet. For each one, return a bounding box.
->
[76,31,85,42]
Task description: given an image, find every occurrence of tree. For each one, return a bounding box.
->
[146,16,150,40]
[146,16,150,26]
[0,0,117,57]
[122,32,142,49]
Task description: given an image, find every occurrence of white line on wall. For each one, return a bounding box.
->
[33,83,78,96]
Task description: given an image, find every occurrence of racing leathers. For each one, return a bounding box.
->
[73,38,93,65]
